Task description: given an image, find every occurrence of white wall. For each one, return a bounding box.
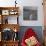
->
[0,0,15,7]
[0,0,44,26]
[18,0,44,26]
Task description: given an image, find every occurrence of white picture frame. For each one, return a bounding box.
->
[19,6,43,26]
[2,10,9,15]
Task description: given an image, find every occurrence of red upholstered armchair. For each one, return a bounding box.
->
[21,28,41,46]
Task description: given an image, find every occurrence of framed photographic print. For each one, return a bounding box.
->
[9,10,15,15]
[19,6,43,26]
[9,9,18,15]
[2,10,9,15]
[23,6,37,20]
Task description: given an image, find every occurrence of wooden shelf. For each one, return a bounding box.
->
[0,7,19,10]
[0,7,19,46]
[0,24,19,32]
[0,7,19,16]
[0,40,19,46]
[2,40,19,42]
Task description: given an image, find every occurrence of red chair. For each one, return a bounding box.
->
[21,28,41,46]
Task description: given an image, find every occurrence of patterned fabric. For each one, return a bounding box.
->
[21,28,41,46]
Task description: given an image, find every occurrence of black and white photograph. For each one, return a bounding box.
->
[23,6,38,20]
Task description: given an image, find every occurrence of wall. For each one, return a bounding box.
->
[0,0,44,26]
[18,0,44,26]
